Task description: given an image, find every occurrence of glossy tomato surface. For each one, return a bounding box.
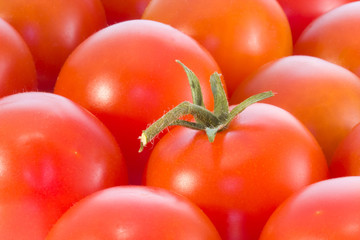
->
[145,103,328,240]
[294,1,360,78]
[142,0,292,97]
[0,0,107,91]
[260,177,360,239]
[230,55,360,162]
[0,92,128,240]
[0,18,36,96]
[101,0,151,24]
[54,19,222,184]
[46,186,221,240]
[330,123,360,177]
[276,0,357,43]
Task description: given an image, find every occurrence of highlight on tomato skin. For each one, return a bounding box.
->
[0,92,128,240]
[46,186,222,240]
[54,19,224,185]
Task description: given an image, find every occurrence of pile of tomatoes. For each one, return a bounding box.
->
[1,0,360,239]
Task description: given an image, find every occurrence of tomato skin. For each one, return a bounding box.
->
[144,103,328,240]
[294,2,360,78]
[46,186,221,240]
[0,92,128,240]
[330,123,360,177]
[100,0,151,24]
[276,0,357,43]
[260,177,360,239]
[0,0,107,91]
[0,18,37,96]
[230,55,360,162]
[54,19,222,184]
[142,0,292,97]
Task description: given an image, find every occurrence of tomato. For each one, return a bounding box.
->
[144,101,328,239]
[54,19,222,184]
[0,18,36,96]
[142,0,293,97]
[0,92,128,240]
[100,0,151,24]
[260,176,360,239]
[330,122,360,177]
[230,55,360,162]
[294,2,360,78]
[276,0,357,43]
[46,186,221,239]
[0,0,107,91]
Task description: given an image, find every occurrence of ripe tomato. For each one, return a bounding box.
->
[100,0,151,24]
[294,1,360,78]
[330,122,360,177]
[0,0,107,91]
[142,0,292,97]
[54,19,222,184]
[46,186,221,239]
[0,92,128,240]
[230,55,360,162]
[144,102,328,240]
[0,18,36,96]
[276,0,357,43]
[260,177,360,239]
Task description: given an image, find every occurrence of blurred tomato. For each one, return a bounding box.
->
[100,0,151,24]
[231,55,360,162]
[294,1,360,78]
[142,0,292,97]
[0,18,36,96]
[0,0,107,91]
[276,0,357,43]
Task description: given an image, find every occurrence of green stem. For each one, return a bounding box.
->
[138,61,274,152]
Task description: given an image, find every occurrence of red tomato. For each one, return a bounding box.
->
[260,177,360,239]
[54,19,222,184]
[230,55,360,162]
[0,18,36,96]
[46,186,221,239]
[144,103,328,240]
[330,122,360,177]
[142,0,293,97]
[0,0,107,91]
[294,1,360,78]
[0,92,128,240]
[100,0,151,24]
[276,0,357,43]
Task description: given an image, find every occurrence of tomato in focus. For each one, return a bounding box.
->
[100,0,151,24]
[54,19,223,185]
[230,55,360,162]
[0,0,107,91]
[294,1,360,79]
[0,18,36,96]
[46,186,221,240]
[142,0,293,97]
[276,0,357,43]
[0,92,128,240]
[144,102,328,240]
[260,177,360,239]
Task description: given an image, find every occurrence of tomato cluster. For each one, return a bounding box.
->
[1,0,360,239]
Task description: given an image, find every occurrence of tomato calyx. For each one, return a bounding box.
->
[138,60,274,152]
